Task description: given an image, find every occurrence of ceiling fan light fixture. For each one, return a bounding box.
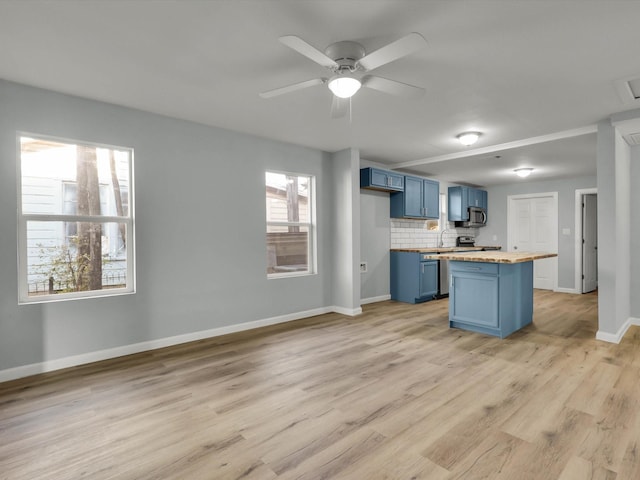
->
[514,168,534,178]
[328,76,361,98]
[457,131,481,146]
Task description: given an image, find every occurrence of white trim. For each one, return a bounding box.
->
[574,188,597,294]
[0,305,362,383]
[596,317,640,343]
[392,125,598,170]
[360,294,391,305]
[554,287,579,294]
[332,306,363,316]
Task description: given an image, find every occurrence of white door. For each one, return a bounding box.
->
[582,194,598,293]
[508,193,558,290]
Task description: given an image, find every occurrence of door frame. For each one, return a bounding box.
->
[507,192,558,291]
[574,187,597,294]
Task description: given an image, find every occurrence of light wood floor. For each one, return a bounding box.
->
[2,290,639,479]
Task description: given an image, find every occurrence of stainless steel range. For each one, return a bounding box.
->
[456,235,475,247]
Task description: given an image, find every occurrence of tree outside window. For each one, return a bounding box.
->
[18,134,134,302]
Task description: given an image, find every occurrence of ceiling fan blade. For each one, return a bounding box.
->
[361,75,425,98]
[356,32,427,71]
[330,96,349,118]
[279,35,339,69]
[259,78,326,99]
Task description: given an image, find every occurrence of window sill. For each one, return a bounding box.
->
[267,270,315,280]
[19,287,135,305]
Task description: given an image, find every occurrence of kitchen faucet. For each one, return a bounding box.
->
[439,229,448,247]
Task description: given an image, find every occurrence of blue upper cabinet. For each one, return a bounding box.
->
[360,167,404,192]
[390,175,439,219]
[480,189,488,210]
[469,188,487,209]
[448,186,487,221]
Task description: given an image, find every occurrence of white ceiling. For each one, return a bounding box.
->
[1,1,640,186]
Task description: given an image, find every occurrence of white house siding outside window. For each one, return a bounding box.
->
[265,171,315,277]
[17,134,135,303]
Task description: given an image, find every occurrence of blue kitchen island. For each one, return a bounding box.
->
[424,251,557,338]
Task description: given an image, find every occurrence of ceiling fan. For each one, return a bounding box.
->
[259,33,427,118]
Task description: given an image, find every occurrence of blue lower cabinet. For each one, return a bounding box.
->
[449,260,533,338]
[391,252,438,304]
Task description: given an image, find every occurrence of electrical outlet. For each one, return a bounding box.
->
[360,262,368,273]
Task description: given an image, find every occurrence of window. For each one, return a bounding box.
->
[265,171,315,277]
[426,193,447,231]
[18,134,134,302]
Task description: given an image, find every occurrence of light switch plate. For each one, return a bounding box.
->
[562,228,571,235]
[360,262,367,273]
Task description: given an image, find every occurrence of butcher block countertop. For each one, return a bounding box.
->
[390,246,501,253]
[421,251,557,264]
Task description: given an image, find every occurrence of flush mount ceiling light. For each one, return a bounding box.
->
[328,75,362,98]
[457,131,481,146]
[514,168,534,178]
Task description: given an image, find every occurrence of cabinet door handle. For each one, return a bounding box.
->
[466,267,481,270]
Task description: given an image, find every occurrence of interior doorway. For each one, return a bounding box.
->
[575,188,598,293]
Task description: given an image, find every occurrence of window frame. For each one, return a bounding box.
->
[17,132,136,304]
[265,170,316,279]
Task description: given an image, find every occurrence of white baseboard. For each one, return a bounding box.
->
[332,305,363,316]
[596,316,640,343]
[554,287,579,294]
[360,294,391,305]
[0,305,357,383]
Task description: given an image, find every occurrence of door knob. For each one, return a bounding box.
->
[514,246,518,250]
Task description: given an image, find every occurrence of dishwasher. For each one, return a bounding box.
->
[438,257,449,297]
[438,235,476,298]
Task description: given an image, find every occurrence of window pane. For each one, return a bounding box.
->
[265,172,310,223]
[267,225,309,274]
[20,136,130,216]
[26,220,128,297]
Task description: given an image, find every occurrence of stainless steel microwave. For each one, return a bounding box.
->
[455,206,487,228]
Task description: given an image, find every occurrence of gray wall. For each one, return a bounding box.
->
[631,145,640,319]
[0,80,348,372]
[596,120,617,336]
[359,160,391,301]
[359,189,390,301]
[596,116,633,338]
[475,175,596,291]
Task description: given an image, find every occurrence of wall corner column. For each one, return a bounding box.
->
[330,148,361,315]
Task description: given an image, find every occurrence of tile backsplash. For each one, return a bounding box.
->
[390,219,477,249]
